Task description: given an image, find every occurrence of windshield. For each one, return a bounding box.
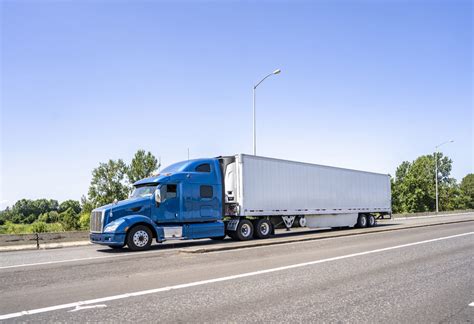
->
[130,184,157,198]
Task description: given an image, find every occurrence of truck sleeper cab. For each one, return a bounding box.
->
[90,154,392,251]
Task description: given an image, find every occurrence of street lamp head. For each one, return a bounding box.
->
[273,69,281,75]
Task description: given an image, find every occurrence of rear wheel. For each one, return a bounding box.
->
[253,219,273,239]
[357,214,368,228]
[367,214,376,227]
[235,219,254,241]
[127,225,152,251]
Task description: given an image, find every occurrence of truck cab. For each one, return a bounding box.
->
[89,158,226,250]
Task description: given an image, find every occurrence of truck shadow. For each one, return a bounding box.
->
[97,222,399,253]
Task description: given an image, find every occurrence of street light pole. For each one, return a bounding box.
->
[434,139,454,213]
[253,69,281,156]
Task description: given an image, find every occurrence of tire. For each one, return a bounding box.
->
[108,245,124,249]
[253,219,273,239]
[367,214,376,227]
[297,216,307,227]
[235,219,254,241]
[356,214,368,228]
[126,225,153,251]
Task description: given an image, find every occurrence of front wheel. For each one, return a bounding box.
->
[127,225,153,251]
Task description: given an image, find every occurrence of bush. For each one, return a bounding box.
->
[1,222,31,234]
[31,221,48,233]
[44,223,65,233]
[78,212,90,230]
[0,221,65,234]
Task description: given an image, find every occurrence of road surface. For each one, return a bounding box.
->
[0,214,473,322]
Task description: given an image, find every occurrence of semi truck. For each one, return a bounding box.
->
[90,154,392,251]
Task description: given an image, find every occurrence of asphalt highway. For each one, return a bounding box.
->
[0,214,473,323]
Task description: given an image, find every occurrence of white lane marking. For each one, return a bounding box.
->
[68,305,107,312]
[0,249,172,270]
[469,302,474,307]
[0,231,472,320]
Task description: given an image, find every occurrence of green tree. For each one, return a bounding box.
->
[59,207,79,231]
[460,174,474,208]
[127,150,159,185]
[391,153,453,213]
[59,200,81,214]
[88,159,129,207]
[80,195,94,214]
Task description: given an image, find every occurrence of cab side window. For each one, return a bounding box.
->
[164,184,177,200]
[195,163,211,172]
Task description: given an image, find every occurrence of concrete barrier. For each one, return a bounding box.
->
[0,231,89,248]
[393,209,474,218]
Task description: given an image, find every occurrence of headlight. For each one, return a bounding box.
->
[104,222,120,233]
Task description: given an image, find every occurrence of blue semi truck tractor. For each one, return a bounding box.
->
[90,154,392,251]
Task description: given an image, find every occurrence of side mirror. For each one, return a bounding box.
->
[155,188,162,206]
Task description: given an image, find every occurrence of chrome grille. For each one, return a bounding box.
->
[90,210,104,233]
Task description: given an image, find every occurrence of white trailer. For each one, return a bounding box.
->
[222,154,391,239]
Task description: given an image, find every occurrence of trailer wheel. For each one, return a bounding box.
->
[356,214,368,228]
[253,219,273,239]
[367,214,376,227]
[235,220,254,241]
[126,225,152,251]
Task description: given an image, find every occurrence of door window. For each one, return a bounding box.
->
[162,184,177,201]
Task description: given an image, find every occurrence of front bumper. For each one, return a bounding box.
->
[90,232,126,246]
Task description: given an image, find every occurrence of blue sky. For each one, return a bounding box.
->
[1,0,472,209]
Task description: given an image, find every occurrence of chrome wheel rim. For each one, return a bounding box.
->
[361,217,367,227]
[133,230,149,247]
[241,223,251,238]
[259,222,270,236]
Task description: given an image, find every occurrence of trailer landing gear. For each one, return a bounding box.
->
[282,216,295,231]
